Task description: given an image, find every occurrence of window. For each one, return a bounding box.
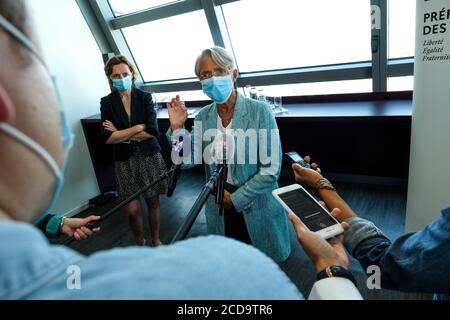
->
[152,79,373,102]
[83,0,417,96]
[221,0,372,73]
[388,0,416,59]
[122,10,214,82]
[108,0,184,16]
[388,76,414,92]
[249,79,372,97]
[154,90,207,102]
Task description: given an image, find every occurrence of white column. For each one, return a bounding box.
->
[406,1,450,231]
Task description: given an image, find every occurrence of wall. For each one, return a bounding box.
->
[28,0,110,216]
[406,0,450,231]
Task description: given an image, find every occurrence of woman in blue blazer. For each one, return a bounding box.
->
[166,47,290,263]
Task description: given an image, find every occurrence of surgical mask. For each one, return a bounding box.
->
[112,76,132,91]
[201,75,233,104]
[0,14,74,224]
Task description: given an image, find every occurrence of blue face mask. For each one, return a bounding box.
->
[0,14,74,224]
[201,75,234,104]
[112,76,132,91]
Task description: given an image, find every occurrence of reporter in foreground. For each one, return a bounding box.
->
[292,156,450,299]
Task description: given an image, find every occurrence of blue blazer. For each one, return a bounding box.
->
[167,93,291,262]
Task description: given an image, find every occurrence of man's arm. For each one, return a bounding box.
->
[346,212,450,294]
[292,160,450,294]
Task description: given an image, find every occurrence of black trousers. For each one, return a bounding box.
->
[223,183,252,245]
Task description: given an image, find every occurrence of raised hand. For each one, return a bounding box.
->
[166,95,188,132]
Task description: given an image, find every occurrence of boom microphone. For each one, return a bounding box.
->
[167,163,182,197]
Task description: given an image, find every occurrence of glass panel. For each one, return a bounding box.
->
[108,0,184,16]
[154,90,207,102]
[153,79,372,102]
[152,79,373,103]
[222,0,372,72]
[122,11,214,82]
[241,80,371,98]
[388,76,414,91]
[388,0,416,59]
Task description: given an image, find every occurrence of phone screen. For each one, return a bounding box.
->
[285,152,310,168]
[286,152,303,163]
[279,188,338,232]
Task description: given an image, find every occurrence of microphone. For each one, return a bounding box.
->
[167,138,184,197]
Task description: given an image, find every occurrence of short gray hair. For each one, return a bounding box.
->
[194,46,236,77]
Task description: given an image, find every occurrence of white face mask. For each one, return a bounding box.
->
[0,14,74,223]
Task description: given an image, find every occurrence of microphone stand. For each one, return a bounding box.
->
[170,163,226,244]
[63,167,175,246]
[216,134,228,217]
[171,134,229,243]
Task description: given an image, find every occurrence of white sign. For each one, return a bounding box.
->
[406,0,450,231]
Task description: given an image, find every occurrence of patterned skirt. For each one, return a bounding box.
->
[115,149,168,201]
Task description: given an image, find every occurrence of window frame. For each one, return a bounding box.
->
[76,0,414,96]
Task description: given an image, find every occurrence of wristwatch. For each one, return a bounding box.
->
[317,265,357,287]
[60,216,67,234]
[314,177,335,192]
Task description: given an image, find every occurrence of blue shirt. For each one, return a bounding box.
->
[0,220,302,300]
[344,206,450,296]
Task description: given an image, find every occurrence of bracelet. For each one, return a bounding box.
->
[314,177,336,192]
[45,215,63,238]
[60,216,67,234]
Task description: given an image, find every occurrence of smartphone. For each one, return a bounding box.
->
[284,151,311,169]
[272,184,343,239]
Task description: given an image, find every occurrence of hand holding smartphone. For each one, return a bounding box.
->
[284,151,311,169]
[272,184,343,239]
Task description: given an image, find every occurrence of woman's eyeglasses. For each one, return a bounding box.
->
[199,68,229,81]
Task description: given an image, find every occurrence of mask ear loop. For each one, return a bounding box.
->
[0,14,70,173]
[0,14,49,71]
[0,123,60,177]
